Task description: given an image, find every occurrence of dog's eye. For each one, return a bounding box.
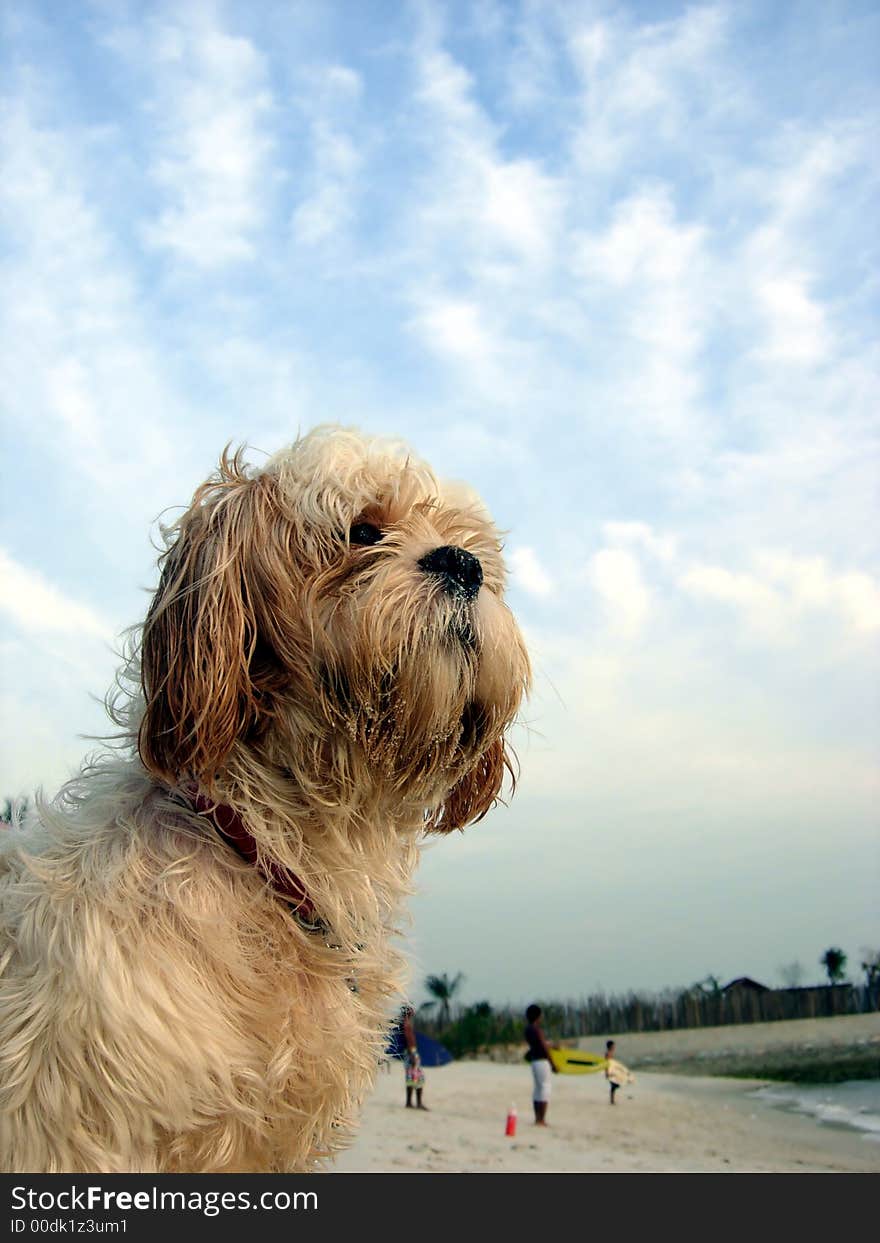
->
[349,522,383,546]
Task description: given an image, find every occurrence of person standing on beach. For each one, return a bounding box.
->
[400,1005,428,1110]
[605,1039,621,1105]
[524,1004,558,1126]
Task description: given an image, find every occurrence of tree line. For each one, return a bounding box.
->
[416,956,880,1058]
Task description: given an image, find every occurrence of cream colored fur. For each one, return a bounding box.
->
[0,426,529,1172]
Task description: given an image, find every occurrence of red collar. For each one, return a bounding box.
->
[191,793,319,926]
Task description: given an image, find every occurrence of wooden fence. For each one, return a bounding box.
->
[539,984,876,1036]
[419,984,878,1049]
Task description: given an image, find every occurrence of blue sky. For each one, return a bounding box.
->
[1,0,878,1005]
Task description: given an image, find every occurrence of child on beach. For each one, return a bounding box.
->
[400,1005,428,1110]
[524,1004,558,1126]
[605,1039,621,1104]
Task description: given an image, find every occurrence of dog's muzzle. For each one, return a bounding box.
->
[418,545,483,602]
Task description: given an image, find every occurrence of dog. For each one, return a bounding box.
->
[0,426,529,1172]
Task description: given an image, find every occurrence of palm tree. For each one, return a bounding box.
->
[859,948,880,991]
[424,972,465,1027]
[820,947,847,986]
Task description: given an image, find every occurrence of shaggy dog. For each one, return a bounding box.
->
[0,427,529,1172]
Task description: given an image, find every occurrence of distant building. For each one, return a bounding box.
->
[720,977,858,1023]
[722,977,770,996]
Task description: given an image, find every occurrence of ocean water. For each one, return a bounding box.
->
[754,1079,880,1142]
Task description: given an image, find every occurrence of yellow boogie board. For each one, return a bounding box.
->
[606,1057,635,1084]
[549,1048,607,1075]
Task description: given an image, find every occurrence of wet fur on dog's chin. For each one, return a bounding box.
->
[0,426,529,1173]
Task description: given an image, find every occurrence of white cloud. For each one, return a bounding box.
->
[763,128,865,230]
[576,188,704,290]
[754,273,831,364]
[323,65,362,99]
[756,552,880,634]
[589,548,650,639]
[0,550,113,642]
[509,546,554,598]
[412,298,496,365]
[413,46,563,268]
[291,64,365,248]
[393,32,570,413]
[837,575,880,635]
[0,100,179,500]
[479,157,561,266]
[679,562,784,638]
[407,294,533,406]
[602,522,677,563]
[292,123,362,246]
[45,357,102,448]
[735,127,869,371]
[573,186,711,440]
[680,552,880,639]
[141,12,276,268]
[566,5,734,171]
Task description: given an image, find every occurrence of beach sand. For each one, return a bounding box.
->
[333,1015,880,1173]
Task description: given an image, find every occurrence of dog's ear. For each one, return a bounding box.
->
[425,738,515,833]
[138,454,263,793]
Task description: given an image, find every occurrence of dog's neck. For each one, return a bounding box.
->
[190,792,320,926]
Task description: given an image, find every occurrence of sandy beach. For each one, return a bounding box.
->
[333,1014,880,1173]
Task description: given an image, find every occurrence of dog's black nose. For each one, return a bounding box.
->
[418,545,484,601]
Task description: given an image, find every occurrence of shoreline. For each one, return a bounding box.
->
[574,1011,880,1084]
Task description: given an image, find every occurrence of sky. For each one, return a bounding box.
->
[1,0,878,1009]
